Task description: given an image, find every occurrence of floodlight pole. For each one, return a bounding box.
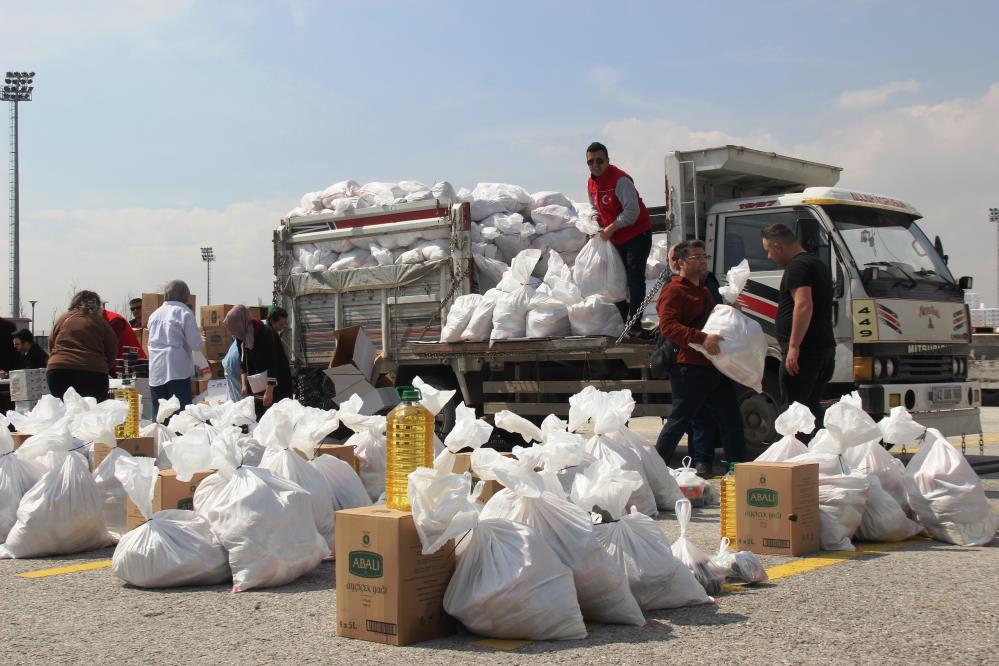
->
[991,208,999,308]
[3,71,35,319]
[201,247,215,305]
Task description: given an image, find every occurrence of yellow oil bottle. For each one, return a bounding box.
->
[385,387,434,511]
[720,462,738,541]
[114,376,141,439]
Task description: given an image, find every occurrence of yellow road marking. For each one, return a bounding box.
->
[471,638,535,651]
[16,560,112,579]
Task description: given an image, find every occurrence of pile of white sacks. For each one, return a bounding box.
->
[757,394,998,550]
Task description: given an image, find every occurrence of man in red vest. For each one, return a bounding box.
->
[586,141,653,338]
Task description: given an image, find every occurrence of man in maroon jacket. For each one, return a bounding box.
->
[654,240,747,476]
[586,141,653,337]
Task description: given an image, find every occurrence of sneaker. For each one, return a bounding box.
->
[694,461,713,478]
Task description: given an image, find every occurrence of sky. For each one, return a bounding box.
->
[3,0,999,330]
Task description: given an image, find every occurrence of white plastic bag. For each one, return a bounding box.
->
[528,191,574,213]
[855,474,922,542]
[470,183,533,221]
[573,237,627,302]
[70,399,129,446]
[493,410,543,445]
[671,456,713,507]
[822,392,882,451]
[567,294,624,336]
[0,451,111,558]
[756,402,815,462]
[671,498,726,595]
[0,424,44,542]
[407,467,587,641]
[844,439,910,513]
[473,254,508,292]
[435,402,493,472]
[194,437,328,592]
[790,453,869,551]
[710,537,768,584]
[526,288,571,338]
[607,428,685,511]
[350,429,387,502]
[718,259,750,304]
[92,445,133,539]
[111,455,230,588]
[879,406,928,448]
[530,205,576,231]
[441,294,485,342]
[162,429,214,483]
[461,291,498,341]
[491,250,541,340]
[311,455,371,512]
[689,305,765,393]
[480,467,645,626]
[904,429,999,546]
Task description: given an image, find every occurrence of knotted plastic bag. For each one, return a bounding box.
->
[819,392,882,452]
[573,236,627,302]
[0,419,44,542]
[1,450,111,558]
[671,498,726,595]
[791,452,870,551]
[710,537,768,584]
[479,463,645,627]
[407,467,587,640]
[434,402,493,472]
[904,428,998,546]
[310,454,371,512]
[493,410,543,445]
[689,305,765,393]
[162,428,214,483]
[338,395,387,501]
[441,294,485,342]
[718,259,750,304]
[607,428,684,511]
[855,474,922,543]
[671,457,713,507]
[111,456,230,588]
[756,401,815,462]
[194,435,328,591]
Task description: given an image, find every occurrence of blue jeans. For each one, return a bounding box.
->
[656,363,747,466]
[150,377,193,421]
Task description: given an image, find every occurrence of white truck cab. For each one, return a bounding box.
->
[665,146,980,443]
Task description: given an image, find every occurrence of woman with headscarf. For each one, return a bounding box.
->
[223,304,292,416]
[147,280,204,419]
[47,290,119,400]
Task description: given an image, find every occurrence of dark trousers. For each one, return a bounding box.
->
[656,363,747,466]
[614,230,653,330]
[47,368,110,402]
[150,377,193,421]
[779,346,836,431]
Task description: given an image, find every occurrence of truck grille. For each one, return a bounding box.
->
[893,355,953,382]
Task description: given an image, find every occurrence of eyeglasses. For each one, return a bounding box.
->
[586,157,606,166]
[682,254,710,262]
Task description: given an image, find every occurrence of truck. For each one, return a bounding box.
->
[665,145,980,442]
[273,144,981,445]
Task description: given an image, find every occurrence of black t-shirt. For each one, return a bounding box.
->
[776,252,835,351]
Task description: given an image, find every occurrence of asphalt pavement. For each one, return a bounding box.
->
[1,418,997,664]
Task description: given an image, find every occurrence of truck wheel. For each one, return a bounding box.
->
[738,363,781,448]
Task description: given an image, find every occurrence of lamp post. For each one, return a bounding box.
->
[28,299,36,333]
[2,71,35,318]
[201,247,215,305]
[991,208,999,308]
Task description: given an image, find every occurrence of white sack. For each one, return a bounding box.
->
[441,294,485,342]
[494,410,543,444]
[534,227,588,254]
[822,392,882,451]
[530,205,576,231]
[671,498,726,595]
[528,191,574,213]
[567,294,624,336]
[470,183,533,221]
[607,428,685,511]
[689,305,765,393]
[0,426,44,542]
[473,255,508,292]
[756,401,815,462]
[573,237,627,302]
[260,445,336,556]
[461,291,498,341]
[490,250,541,340]
[718,259,750,304]
[526,289,571,338]
[855,475,922,542]
[311,455,372,512]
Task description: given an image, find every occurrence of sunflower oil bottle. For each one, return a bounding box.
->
[720,462,738,541]
[385,387,434,511]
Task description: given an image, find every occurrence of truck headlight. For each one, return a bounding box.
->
[873,358,884,378]
[952,357,961,376]
[885,358,896,377]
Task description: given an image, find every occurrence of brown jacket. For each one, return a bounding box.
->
[48,311,118,374]
[657,274,716,366]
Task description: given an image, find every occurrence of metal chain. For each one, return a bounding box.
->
[614,268,672,344]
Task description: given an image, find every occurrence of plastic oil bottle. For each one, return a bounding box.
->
[385,386,434,511]
[720,462,738,541]
[114,351,141,439]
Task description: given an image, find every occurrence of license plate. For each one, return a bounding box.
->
[932,386,961,404]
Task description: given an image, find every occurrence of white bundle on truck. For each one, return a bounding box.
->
[469,183,533,221]
[573,236,627,302]
[491,249,542,340]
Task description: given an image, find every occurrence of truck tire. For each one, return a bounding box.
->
[738,361,781,449]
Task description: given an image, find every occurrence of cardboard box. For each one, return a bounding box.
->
[451,450,515,503]
[208,360,225,379]
[330,326,379,383]
[295,443,359,472]
[735,461,820,557]
[140,327,149,355]
[9,369,47,402]
[140,292,197,327]
[92,437,157,469]
[200,304,234,328]
[126,469,215,531]
[336,506,455,646]
[247,305,269,321]
[11,432,32,451]
[202,326,232,360]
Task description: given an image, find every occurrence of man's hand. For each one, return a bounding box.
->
[241,382,251,397]
[263,386,274,408]
[785,345,800,376]
[0,370,7,379]
[703,333,724,356]
[599,224,616,241]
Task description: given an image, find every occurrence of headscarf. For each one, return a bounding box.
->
[223,304,255,350]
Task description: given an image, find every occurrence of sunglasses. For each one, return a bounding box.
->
[682,254,710,261]
[586,157,606,166]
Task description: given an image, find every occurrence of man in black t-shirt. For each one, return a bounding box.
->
[762,223,836,425]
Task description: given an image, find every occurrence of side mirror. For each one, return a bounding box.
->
[834,262,845,298]
[959,276,974,290]
[934,236,949,265]
[861,266,880,283]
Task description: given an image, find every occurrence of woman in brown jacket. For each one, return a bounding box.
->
[47,290,118,400]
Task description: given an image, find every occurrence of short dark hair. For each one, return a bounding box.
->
[761,223,797,245]
[13,329,33,343]
[674,239,705,262]
[586,141,608,157]
[129,298,142,307]
[267,307,288,324]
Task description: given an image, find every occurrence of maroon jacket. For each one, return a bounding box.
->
[657,274,716,366]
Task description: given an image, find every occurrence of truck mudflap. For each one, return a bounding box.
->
[855,381,982,436]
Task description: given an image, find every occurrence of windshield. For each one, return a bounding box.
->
[823,204,956,287]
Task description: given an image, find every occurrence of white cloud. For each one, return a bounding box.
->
[16,199,286,331]
[0,1,194,60]
[586,65,659,110]
[836,80,922,110]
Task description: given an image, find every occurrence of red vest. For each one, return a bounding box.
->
[587,164,651,246]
